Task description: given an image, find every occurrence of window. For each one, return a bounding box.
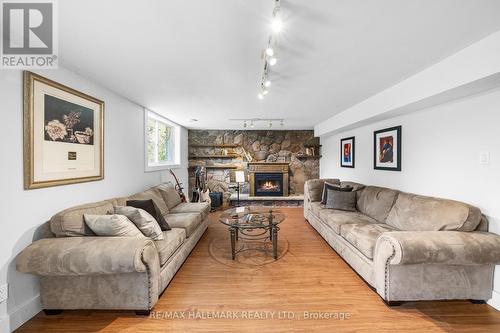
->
[145,109,180,171]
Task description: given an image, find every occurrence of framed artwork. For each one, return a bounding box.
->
[340,136,355,168]
[374,126,401,171]
[24,71,105,189]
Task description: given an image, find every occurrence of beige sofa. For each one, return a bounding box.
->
[304,179,500,304]
[16,183,210,315]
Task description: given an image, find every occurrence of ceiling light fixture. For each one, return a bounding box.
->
[271,17,283,34]
[229,118,284,129]
[257,0,283,100]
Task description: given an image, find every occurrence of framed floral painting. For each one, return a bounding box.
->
[340,136,355,168]
[24,71,104,189]
[374,125,401,171]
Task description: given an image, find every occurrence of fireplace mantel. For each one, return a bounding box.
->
[248,162,289,197]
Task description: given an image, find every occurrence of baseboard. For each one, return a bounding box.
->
[0,294,42,332]
[488,290,500,311]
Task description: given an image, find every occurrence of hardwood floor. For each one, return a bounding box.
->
[17,208,500,332]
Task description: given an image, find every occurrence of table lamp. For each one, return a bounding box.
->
[234,170,245,206]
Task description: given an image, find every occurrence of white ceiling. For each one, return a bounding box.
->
[59,0,500,130]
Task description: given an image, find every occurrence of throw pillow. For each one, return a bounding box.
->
[321,182,352,204]
[325,189,357,212]
[114,206,164,240]
[156,183,182,209]
[126,199,171,231]
[83,214,144,237]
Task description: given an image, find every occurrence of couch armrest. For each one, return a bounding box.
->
[16,237,159,276]
[375,231,500,266]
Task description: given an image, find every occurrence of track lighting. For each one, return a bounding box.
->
[257,0,283,99]
[229,118,284,129]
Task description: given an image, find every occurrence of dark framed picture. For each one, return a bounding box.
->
[340,137,355,168]
[374,126,401,171]
[24,71,105,189]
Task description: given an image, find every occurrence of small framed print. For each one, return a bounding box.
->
[24,71,105,189]
[374,126,401,171]
[340,137,355,168]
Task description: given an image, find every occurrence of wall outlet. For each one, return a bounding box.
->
[479,152,490,165]
[0,284,8,303]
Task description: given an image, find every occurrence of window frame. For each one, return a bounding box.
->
[144,109,181,172]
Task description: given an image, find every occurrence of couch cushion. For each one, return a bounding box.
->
[164,213,202,237]
[50,200,113,237]
[155,183,182,210]
[128,188,169,215]
[169,202,211,220]
[318,209,378,234]
[340,223,396,259]
[385,192,482,231]
[340,181,365,191]
[154,228,186,266]
[309,202,323,217]
[356,186,399,223]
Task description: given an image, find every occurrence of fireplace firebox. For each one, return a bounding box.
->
[254,173,283,197]
[248,162,289,197]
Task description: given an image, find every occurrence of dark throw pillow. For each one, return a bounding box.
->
[325,189,357,212]
[126,199,171,231]
[321,182,353,204]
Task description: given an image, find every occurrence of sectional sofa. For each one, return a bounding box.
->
[16,183,210,315]
[304,179,500,304]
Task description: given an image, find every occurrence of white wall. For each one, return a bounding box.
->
[0,68,188,332]
[320,87,500,309]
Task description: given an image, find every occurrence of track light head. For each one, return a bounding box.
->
[264,80,271,88]
[271,17,283,33]
[257,93,264,100]
[265,47,274,57]
[269,57,277,66]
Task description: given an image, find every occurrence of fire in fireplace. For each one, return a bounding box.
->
[254,173,283,197]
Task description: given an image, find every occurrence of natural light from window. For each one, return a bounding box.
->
[145,109,180,171]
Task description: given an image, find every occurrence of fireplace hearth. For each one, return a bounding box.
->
[248,162,289,197]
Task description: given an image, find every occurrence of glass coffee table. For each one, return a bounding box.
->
[219,206,285,260]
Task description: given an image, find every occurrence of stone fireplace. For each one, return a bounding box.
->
[248,162,289,197]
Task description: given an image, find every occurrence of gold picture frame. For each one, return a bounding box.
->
[24,71,105,189]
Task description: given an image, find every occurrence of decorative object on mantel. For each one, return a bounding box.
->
[374,126,402,171]
[23,71,104,189]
